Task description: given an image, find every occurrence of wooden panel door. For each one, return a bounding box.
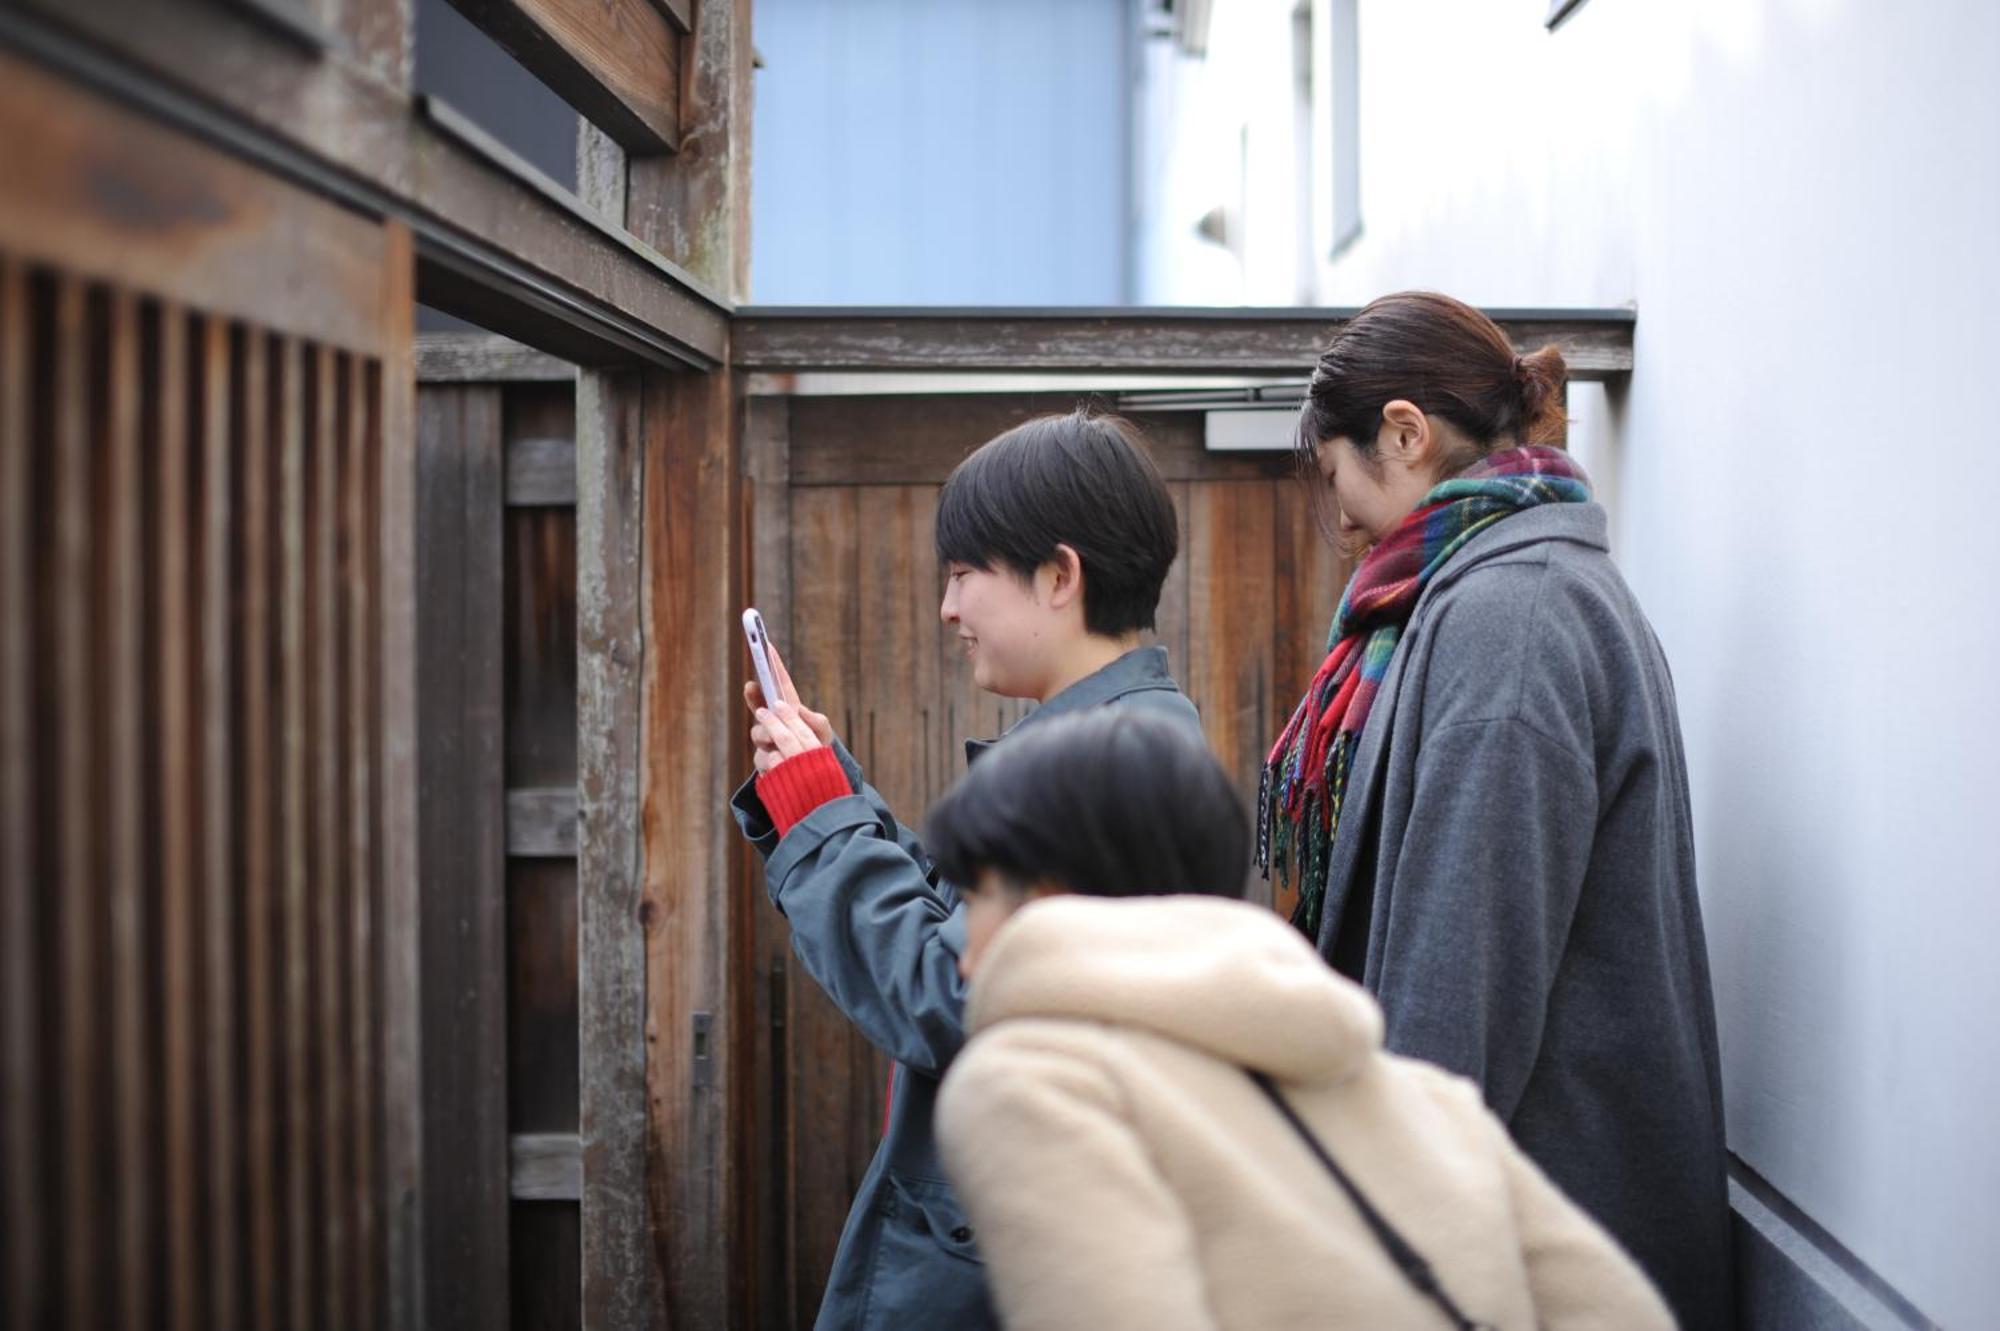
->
[0,47,418,1331]
[741,392,1352,1326]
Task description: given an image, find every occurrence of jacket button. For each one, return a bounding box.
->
[950,1226,973,1244]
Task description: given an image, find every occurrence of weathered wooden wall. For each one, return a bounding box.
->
[740,391,1351,1325]
[0,49,419,1329]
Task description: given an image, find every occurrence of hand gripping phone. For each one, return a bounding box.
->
[742,608,780,708]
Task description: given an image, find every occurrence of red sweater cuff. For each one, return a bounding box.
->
[756,746,852,836]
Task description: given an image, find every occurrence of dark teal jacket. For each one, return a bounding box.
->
[731,646,1202,1330]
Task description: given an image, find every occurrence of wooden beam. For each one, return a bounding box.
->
[0,2,729,370]
[732,308,1637,379]
[785,394,1298,488]
[507,787,579,857]
[510,1134,584,1201]
[648,0,692,35]
[505,436,578,507]
[627,0,752,297]
[417,333,574,384]
[443,0,682,155]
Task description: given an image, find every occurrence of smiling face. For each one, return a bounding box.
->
[939,560,1059,699]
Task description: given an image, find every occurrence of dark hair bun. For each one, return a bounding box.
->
[1514,344,1569,445]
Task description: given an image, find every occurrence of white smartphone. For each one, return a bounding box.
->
[742,608,781,707]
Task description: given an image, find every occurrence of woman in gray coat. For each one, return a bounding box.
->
[1260,291,1732,1330]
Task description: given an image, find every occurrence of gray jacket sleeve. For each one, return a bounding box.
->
[1370,579,1598,1122]
[1373,715,1595,1120]
[730,739,968,1073]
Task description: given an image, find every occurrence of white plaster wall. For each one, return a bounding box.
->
[1171,1,2000,1323]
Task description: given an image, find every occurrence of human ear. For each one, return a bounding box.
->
[1044,544,1085,611]
[1379,400,1433,470]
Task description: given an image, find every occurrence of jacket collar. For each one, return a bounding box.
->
[1424,501,1609,599]
[964,644,1177,766]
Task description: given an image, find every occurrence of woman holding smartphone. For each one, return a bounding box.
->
[1260,291,1731,1329]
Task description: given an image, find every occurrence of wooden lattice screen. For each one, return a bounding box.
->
[0,49,417,1331]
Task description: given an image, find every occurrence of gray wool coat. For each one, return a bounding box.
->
[1313,501,1733,1331]
[731,646,1202,1331]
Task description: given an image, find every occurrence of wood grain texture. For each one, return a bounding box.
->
[0,259,40,1331]
[0,104,413,1325]
[444,0,683,154]
[0,49,392,356]
[1186,483,1278,906]
[103,288,157,1331]
[507,435,581,507]
[157,303,205,1331]
[418,332,575,384]
[344,342,385,1331]
[512,1134,586,1201]
[628,0,753,295]
[8,3,729,368]
[509,787,581,857]
[785,395,1290,488]
[196,312,243,1331]
[732,310,1636,378]
[575,367,665,1327]
[509,858,582,1135]
[314,345,356,1330]
[237,327,282,1331]
[53,273,106,1331]
[277,334,318,1331]
[639,367,742,1328]
[415,384,511,1331]
[376,221,426,1331]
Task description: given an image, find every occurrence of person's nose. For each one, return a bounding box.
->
[940,583,958,625]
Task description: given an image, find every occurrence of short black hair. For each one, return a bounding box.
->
[924,709,1248,900]
[934,408,1179,637]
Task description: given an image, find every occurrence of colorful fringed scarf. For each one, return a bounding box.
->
[1257,446,1592,938]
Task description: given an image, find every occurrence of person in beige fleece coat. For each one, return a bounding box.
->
[925,708,1675,1331]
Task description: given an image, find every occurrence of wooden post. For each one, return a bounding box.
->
[575,0,754,1324]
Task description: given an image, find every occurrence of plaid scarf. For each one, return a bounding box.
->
[1257,446,1592,938]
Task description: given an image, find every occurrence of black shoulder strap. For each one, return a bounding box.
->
[1249,1071,1490,1331]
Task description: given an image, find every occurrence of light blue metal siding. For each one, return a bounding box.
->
[752,0,1129,304]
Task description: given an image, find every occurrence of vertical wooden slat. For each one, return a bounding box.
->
[0,257,40,1331]
[638,367,742,1330]
[314,344,354,1331]
[197,312,243,1331]
[347,350,382,1331]
[104,288,156,1331]
[157,303,205,1331]
[54,273,104,1331]
[576,365,663,1328]
[278,333,318,1331]
[1186,482,1278,905]
[377,220,424,1331]
[415,382,509,1331]
[237,328,282,1331]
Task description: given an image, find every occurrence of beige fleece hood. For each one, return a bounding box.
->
[967,894,1384,1088]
